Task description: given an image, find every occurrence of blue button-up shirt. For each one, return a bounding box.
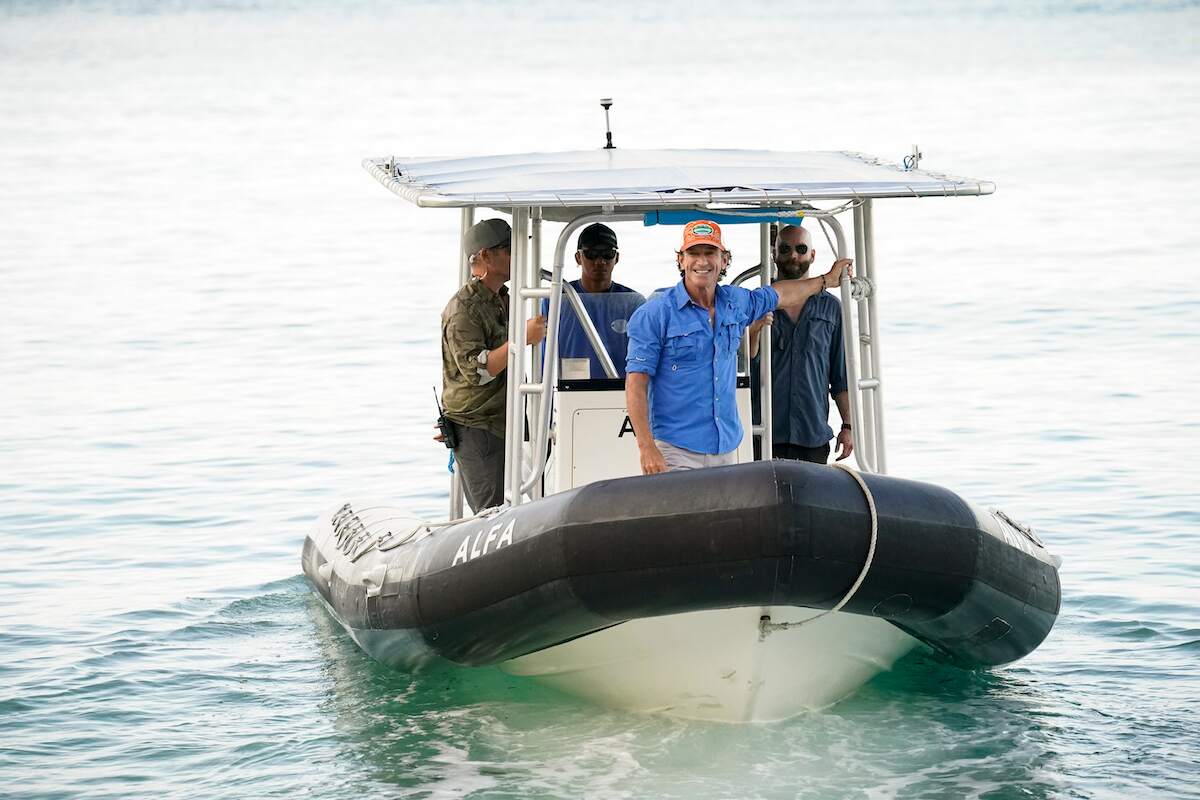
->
[626,281,778,454]
[751,291,848,447]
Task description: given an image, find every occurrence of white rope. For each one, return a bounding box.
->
[825,462,879,613]
[760,462,879,634]
[704,199,866,219]
[424,504,506,528]
[338,503,506,562]
[351,503,504,533]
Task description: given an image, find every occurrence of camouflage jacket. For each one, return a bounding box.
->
[440,280,509,438]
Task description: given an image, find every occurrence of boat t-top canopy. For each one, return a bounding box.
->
[363,148,994,210]
[363,145,996,514]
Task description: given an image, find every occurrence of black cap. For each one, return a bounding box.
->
[577,223,618,251]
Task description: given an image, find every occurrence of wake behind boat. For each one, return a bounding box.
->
[302,135,1062,721]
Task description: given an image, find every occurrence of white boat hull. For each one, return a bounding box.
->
[500,605,920,722]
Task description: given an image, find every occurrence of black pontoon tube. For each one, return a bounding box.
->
[303,460,1060,669]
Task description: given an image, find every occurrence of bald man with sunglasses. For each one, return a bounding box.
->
[748,224,854,464]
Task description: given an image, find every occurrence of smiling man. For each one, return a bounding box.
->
[624,220,851,474]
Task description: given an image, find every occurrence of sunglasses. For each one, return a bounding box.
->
[777,243,809,256]
[581,248,617,261]
[489,241,511,252]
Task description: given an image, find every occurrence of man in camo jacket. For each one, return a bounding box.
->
[440,218,545,512]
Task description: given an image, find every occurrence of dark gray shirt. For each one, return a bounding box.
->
[752,291,847,448]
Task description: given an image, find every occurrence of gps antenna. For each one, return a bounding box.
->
[600,97,615,149]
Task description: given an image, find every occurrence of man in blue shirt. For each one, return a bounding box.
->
[749,224,854,464]
[625,220,852,474]
[549,223,645,379]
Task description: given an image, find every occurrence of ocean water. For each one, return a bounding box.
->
[1,1,1198,797]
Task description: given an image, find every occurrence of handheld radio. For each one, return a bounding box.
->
[433,387,459,450]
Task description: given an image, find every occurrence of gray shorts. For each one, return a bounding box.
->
[655,439,738,472]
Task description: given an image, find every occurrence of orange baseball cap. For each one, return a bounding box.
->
[679,219,725,252]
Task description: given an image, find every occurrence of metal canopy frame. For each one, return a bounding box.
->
[367,148,993,517]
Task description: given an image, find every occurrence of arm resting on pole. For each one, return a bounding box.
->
[773,259,853,315]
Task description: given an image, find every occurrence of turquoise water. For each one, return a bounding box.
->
[2,1,1198,797]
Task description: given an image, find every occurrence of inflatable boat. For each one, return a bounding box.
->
[302,143,1063,720]
[303,460,1060,720]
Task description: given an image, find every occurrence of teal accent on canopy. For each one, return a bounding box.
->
[642,210,805,227]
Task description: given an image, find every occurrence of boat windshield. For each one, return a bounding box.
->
[543,286,648,381]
